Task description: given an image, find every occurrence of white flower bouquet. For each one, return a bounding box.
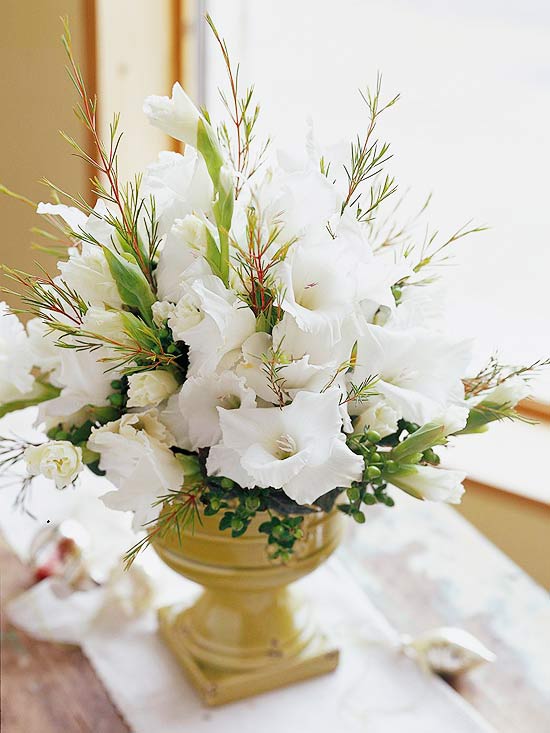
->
[1,18,546,563]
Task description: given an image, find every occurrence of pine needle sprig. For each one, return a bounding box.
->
[463,356,550,399]
[409,220,488,277]
[123,488,203,568]
[45,318,182,377]
[2,265,88,325]
[233,203,295,326]
[59,19,156,288]
[341,74,399,218]
[0,435,43,516]
[206,14,269,196]
[261,340,292,407]
[340,375,379,406]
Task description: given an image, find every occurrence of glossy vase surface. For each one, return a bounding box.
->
[153,508,343,706]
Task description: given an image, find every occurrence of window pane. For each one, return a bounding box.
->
[203,0,550,400]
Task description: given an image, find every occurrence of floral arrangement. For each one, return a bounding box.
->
[0,18,546,564]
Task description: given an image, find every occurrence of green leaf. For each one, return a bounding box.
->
[0,381,61,419]
[196,118,234,286]
[455,402,509,434]
[219,513,234,531]
[103,247,155,324]
[205,226,222,280]
[390,422,447,461]
[196,118,225,189]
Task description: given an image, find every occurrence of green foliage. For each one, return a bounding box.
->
[341,74,399,220]
[102,248,155,325]
[389,421,447,461]
[196,117,233,287]
[0,381,61,419]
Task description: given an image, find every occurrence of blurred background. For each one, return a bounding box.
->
[1,0,549,585]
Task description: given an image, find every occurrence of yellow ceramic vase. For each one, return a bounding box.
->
[153,508,344,706]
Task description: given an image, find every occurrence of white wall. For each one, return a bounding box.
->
[203,0,550,398]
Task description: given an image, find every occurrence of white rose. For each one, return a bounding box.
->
[152,300,176,327]
[353,398,399,438]
[167,290,204,337]
[143,82,201,147]
[0,302,34,403]
[389,465,466,504]
[88,411,184,529]
[57,243,122,309]
[24,441,83,490]
[127,370,179,408]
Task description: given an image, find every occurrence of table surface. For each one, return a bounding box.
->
[2,497,550,733]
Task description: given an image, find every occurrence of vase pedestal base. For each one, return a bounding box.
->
[158,601,339,706]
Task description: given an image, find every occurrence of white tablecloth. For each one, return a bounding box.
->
[1,409,495,732]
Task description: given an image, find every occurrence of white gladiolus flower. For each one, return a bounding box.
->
[163,371,256,450]
[89,411,183,529]
[207,390,364,504]
[268,167,341,243]
[0,303,34,403]
[156,214,209,302]
[24,441,83,490]
[57,243,122,309]
[277,243,359,344]
[389,465,466,504]
[484,376,530,408]
[140,149,213,238]
[272,313,357,369]
[173,275,256,376]
[36,202,87,233]
[143,82,201,147]
[40,345,118,418]
[126,370,179,408]
[437,404,470,435]
[352,324,472,425]
[237,331,332,404]
[26,318,62,378]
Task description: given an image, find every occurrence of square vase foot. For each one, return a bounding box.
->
[158,603,340,706]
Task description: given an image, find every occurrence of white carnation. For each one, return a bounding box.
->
[127,370,179,408]
[89,411,183,529]
[24,440,83,490]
